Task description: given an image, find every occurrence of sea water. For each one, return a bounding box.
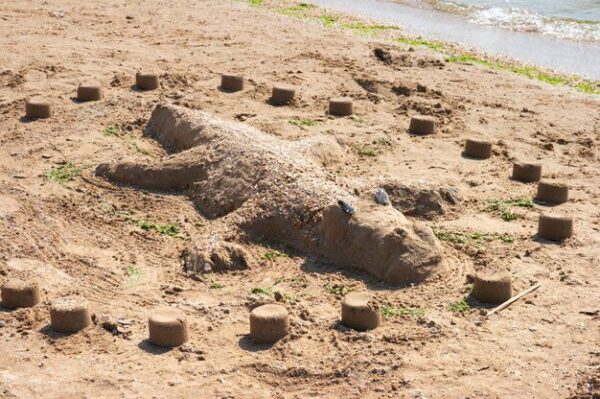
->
[426,0,600,42]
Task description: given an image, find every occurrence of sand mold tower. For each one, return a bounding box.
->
[408,115,435,135]
[512,162,542,183]
[50,296,91,333]
[271,84,295,105]
[341,292,381,331]
[77,83,103,102]
[136,72,160,91]
[25,98,52,119]
[221,74,244,92]
[536,181,568,204]
[148,308,189,347]
[1,280,40,309]
[464,138,492,159]
[250,304,289,344]
[538,214,573,241]
[472,273,512,303]
[329,97,353,116]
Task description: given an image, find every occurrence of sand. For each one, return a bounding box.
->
[0,0,599,398]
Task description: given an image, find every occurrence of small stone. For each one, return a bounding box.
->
[374,188,390,206]
[274,291,284,302]
[337,200,355,215]
[374,48,392,63]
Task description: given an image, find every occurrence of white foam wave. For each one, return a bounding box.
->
[468,6,600,42]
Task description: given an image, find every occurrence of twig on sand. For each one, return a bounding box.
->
[486,283,542,317]
[80,174,119,191]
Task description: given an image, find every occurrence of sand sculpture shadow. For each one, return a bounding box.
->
[96,104,443,284]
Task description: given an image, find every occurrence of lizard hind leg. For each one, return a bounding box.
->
[95,148,208,192]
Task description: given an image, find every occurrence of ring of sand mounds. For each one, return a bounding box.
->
[512,161,542,183]
[472,273,512,304]
[249,304,289,344]
[50,296,92,333]
[341,292,381,331]
[271,84,295,106]
[25,98,52,119]
[95,104,444,285]
[536,180,568,204]
[135,72,160,91]
[1,280,40,309]
[221,74,244,92]
[329,97,353,116]
[77,82,103,102]
[409,115,435,135]
[538,214,573,241]
[463,138,492,159]
[148,308,189,347]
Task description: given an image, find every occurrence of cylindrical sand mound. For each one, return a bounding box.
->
[341,292,381,331]
[135,72,160,91]
[408,116,435,135]
[271,84,295,105]
[536,181,568,204]
[148,308,189,347]
[249,304,289,344]
[50,296,92,333]
[329,97,353,116]
[472,274,512,303]
[25,98,52,119]
[538,214,573,241]
[77,83,103,102]
[1,280,41,309]
[221,74,244,92]
[512,161,542,183]
[463,138,492,159]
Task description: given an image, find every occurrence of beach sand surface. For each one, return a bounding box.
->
[0,0,599,398]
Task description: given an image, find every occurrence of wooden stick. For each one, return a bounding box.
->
[486,283,541,317]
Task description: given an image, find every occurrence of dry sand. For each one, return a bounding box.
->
[0,0,599,398]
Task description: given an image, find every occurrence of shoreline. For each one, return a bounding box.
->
[389,0,600,42]
[258,0,600,93]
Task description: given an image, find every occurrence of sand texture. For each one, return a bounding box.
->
[0,0,598,398]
